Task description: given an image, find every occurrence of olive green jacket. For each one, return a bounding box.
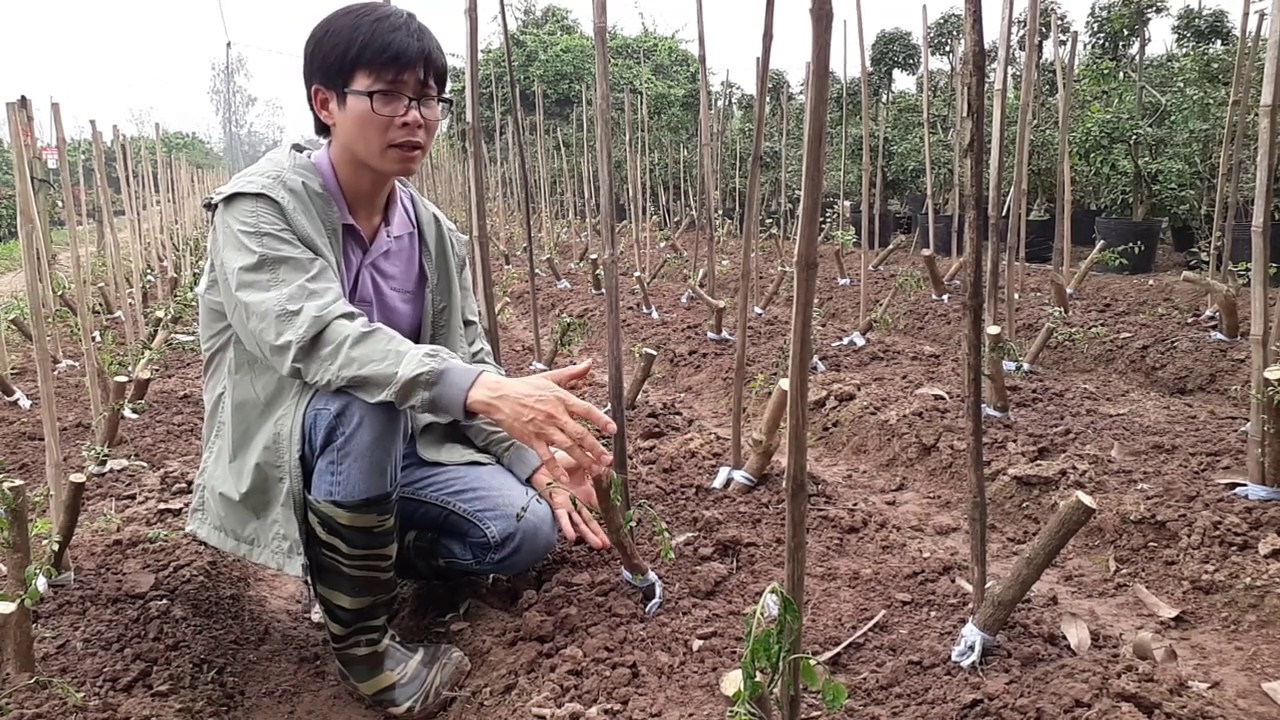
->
[185,144,539,578]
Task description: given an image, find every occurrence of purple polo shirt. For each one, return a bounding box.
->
[311,144,426,342]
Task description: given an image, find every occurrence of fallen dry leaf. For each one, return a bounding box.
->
[719,669,744,698]
[914,386,950,401]
[1262,681,1280,706]
[1108,553,1120,576]
[1134,584,1182,620]
[1133,632,1178,665]
[1060,613,1092,655]
[1110,441,1141,461]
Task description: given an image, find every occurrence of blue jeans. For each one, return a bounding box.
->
[301,389,557,577]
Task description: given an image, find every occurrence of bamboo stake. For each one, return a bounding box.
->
[835,20,851,284]
[695,0,718,301]
[737,23,773,471]
[625,93,644,273]
[9,103,66,533]
[856,0,871,323]
[1208,0,1254,287]
[591,0,658,610]
[922,5,937,255]
[780,1,834,708]
[1004,0,1039,341]
[53,104,105,433]
[1249,0,1280,487]
[960,0,989,616]
[1222,13,1266,284]
[984,0,1015,328]
[465,0,502,366]
[498,0,544,367]
[1052,20,1078,277]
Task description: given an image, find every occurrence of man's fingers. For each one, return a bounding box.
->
[532,441,570,486]
[540,360,592,388]
[566,395,617,436]
[573,508,610,550]
[554,508,578,544]
[561,419,613,470]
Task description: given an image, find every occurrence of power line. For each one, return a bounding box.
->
[216,0,231,43]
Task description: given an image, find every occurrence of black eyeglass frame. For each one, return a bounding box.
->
[344,88,455,121]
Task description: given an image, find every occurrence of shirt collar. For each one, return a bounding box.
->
[312,143,416,237]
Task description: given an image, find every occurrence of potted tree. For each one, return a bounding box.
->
[1075,0,1170,274]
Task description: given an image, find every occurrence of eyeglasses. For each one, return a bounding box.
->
[345,88,454,121]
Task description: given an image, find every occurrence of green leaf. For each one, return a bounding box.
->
[821,678,849,711]
[799,659,821,691]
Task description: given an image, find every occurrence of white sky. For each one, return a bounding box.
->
[1,0,1226,147]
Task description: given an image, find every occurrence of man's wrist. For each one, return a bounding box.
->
[464,370,502,417]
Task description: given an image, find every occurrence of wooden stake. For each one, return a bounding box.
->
[985,325,1010,416]
[1023,322,1054,367]
[732,378,790,492]
[625,348,658,410]
[1180,271,1239,339]
[689,283,727,337]
[633,272,656,316]
[1067,240,1106,294]
[588,254,604,294]
[921,249,948,298]
[98,375,131,449]
[1049,273,1070,314]
[1,479,36,676]
[971,491,1097,638]
[695,0,718,300]
[50,473,88,574]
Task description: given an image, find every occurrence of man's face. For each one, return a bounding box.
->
[313,70,447,178]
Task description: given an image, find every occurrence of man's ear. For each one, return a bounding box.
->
[311,85,339,130]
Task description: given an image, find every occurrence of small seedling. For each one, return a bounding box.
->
[728,583,848,719]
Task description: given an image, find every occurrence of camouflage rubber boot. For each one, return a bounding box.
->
[304,491,471,718]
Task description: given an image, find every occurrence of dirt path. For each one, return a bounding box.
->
[1,243,1278,719]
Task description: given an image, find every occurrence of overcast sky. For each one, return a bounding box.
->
[1,0,1226,148]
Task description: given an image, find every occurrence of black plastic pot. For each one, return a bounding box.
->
[850,210,895,251]
[1170,223,1197,253]
[1094,217,1163,274]
[1071,208,1102,247]
[1225,221,1280,286]
[895,213,915,236]
[1024,216,1055,265]
[916,213,960,257]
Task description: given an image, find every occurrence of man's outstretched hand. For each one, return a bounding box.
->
[530,450,611,551]
[466,359,616,486]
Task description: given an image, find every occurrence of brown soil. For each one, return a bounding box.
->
[2,239,1279,720]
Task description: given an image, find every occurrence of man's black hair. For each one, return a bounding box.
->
[303,2,450,138]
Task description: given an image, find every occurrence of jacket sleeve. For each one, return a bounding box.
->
[210,191,482,419]
[447,225,544,482]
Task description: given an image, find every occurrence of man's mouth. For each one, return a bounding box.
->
[390,140,425,153]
